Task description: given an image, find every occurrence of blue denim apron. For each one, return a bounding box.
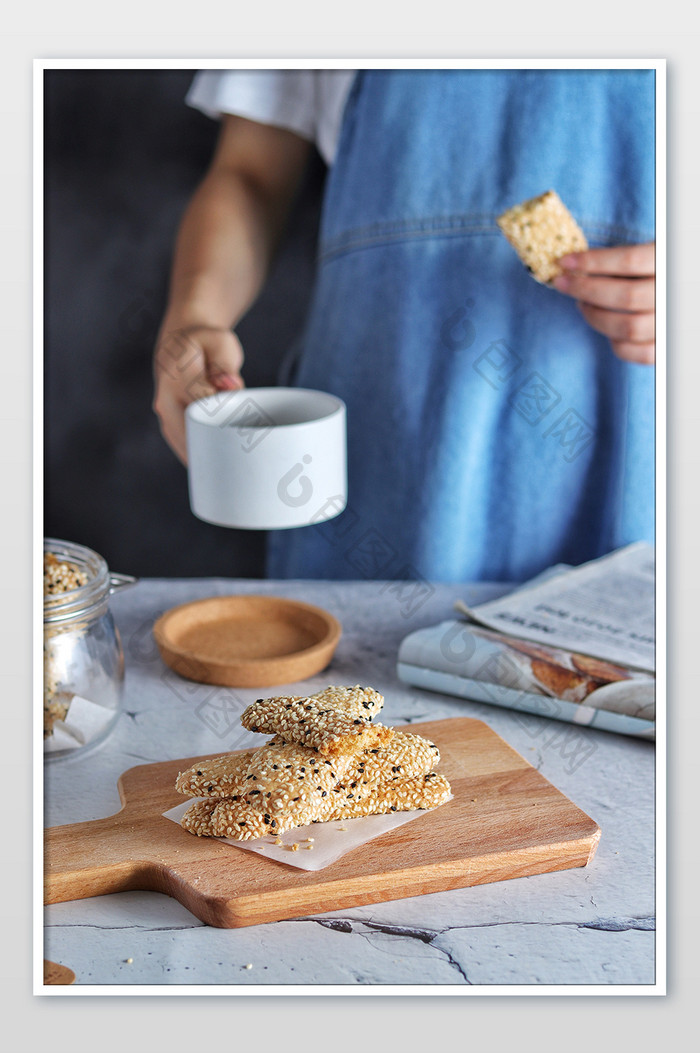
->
[267,69,655,583]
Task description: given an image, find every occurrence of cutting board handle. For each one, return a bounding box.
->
[44,808,153,904]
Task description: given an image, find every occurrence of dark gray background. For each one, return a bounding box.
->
[44,69,326,579]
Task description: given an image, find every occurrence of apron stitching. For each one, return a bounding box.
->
[320,217,653,263]
[320,225,498,263]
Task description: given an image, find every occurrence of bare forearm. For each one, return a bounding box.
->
[153,115,312,464]
[161,167,284,333]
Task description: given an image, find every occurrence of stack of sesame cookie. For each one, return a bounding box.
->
[175,685,451,840]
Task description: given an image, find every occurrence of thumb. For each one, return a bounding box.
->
[202,329,245,390]
[211,372,243,391]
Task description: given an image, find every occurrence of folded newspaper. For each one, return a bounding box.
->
[397,542,655,739]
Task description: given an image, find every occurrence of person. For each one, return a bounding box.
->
[153,68,656,583]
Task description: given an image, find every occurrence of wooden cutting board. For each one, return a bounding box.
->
[43,960,76,985]
[44,718,600,928]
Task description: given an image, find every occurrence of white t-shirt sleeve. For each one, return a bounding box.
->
[185,69,355,165]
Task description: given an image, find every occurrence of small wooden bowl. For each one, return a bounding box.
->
[153,595,342,688]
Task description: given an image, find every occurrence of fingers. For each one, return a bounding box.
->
[576,301,655,345]
[153,325,246,464]
[552,242,656,365]
[558,242,655,277]
[153,390,189,465]
[553,273,655,313]
[610,340,655,365]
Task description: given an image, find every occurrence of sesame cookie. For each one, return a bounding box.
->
[320,772,452,822]
[176,740,353,811]
[497,190,588,284]
[180,771,452,840]
[241,688,392,758]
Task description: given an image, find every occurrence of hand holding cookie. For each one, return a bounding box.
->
[552,243,656,365]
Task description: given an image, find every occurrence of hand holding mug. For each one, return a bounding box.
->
[153,325,245,464]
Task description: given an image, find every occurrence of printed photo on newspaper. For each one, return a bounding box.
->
[397,543,655,739]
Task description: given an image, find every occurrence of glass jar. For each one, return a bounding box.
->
[43,538,137,761]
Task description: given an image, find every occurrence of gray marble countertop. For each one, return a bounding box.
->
[43,578,656,990]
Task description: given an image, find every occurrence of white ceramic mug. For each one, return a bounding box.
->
[185,388,347,529]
